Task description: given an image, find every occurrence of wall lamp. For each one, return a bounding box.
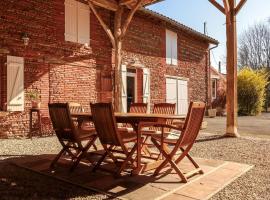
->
[21,32,30,46]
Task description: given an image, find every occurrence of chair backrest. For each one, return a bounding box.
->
[179,102,206,147]
[69,102,84,113]
[129,103,147,113]
[153,103,176,114]
[48,103,76,141]
[90,103,120,146]
[153,103,176,131]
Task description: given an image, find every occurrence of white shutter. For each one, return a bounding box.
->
[77,2,90,45]
[143,68,150,112]
[65,0,77,42]
[177,79,188,115]
[171,31,178,65]
[121,65,127,113]
[166,78,177,105]
[166,29,172,64]
[7,56,24,111]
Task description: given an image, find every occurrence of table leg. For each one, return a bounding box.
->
[131,123,142,175]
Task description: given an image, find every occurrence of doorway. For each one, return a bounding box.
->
[126,71,136,112]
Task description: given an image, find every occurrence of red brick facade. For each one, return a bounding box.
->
[0,0,215,138]
[210,67,226,115]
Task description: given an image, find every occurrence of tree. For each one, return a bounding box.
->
[238,68,268,115]
[238,22,270,69]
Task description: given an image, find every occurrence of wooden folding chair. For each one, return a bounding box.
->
[145,102,206,182]
[48,103,97,171]
[129,103,148,113]
[90,103,139,177]
[142,103,176,157]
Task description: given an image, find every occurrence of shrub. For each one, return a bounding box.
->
[238,68,268,115]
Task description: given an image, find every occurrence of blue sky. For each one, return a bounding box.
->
[147,0,270,73]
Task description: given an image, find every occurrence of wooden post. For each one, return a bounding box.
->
[209,0,247,137]
[88,0,143,112]
[114,7,124,112]
[225,0,239,137]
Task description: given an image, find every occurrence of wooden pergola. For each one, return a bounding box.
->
[86,0,247,137]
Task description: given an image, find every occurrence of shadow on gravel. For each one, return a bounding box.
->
[0,156,112,200]
[196,135,228,143]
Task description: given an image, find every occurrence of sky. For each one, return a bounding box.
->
[147,0,270,73]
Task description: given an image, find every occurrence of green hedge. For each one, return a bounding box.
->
[238,68,268,115]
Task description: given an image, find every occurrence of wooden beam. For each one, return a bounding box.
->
[88,1,116,47]
[88,0,119,11]
[235,0,247,15]
[119,0,136,6]
[208,0,225,14]
[222,0,230,14]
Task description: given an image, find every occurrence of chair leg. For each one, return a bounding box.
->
[116,143,137,177]
[167,158,187,183]
[151,138,170,176]
[70,136,97,172]
[152,141,187,182]
[179,148,203,174]
[50,147,66,169]
[92,151,108,172]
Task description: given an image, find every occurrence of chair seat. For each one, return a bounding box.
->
[151,131,181,144]
[118,128,137,143]
[77,128,96,140]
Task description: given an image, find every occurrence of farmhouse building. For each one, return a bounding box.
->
[0,0,218,137]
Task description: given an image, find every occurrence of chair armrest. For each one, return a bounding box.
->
[138,122,183,132]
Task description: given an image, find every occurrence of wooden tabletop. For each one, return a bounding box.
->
[71,112,186,120]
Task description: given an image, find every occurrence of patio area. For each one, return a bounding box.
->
[0,133,263,200]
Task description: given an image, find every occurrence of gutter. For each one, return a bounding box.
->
[207,43,219,109]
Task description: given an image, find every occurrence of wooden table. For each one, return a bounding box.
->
[71,112,185,174]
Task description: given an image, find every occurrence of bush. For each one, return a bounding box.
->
[238,68,268,115]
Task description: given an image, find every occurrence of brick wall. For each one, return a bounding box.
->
[0,1,211,138]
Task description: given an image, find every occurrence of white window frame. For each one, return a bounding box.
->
[65,0,90,45]
[166,29,178,66]
[212,79,217,100]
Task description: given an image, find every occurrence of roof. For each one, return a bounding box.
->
[140,8,219,45]
[211,66,226,80]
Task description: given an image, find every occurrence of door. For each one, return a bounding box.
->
[177,79,188,115]
[166,77,188,115]
[127,72,136,112]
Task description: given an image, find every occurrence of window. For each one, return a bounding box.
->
[166,29,178,65]
[212,79,217,99]
[65,0,90,45]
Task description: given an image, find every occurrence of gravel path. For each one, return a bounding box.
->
[192,134,270,200]
[0,134,269,199]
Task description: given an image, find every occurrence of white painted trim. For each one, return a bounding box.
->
[165,75,189,81]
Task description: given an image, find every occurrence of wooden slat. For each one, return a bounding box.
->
[88,0,119,11]
[234,0,247,15]
[208,0,225,14]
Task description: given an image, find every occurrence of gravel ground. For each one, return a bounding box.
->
[192,134,270,200]
[0,134,269,199]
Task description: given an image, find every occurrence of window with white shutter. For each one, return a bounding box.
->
[65,0,90,45]
[7,56,24,112]
[143,68,150,113]
[166,29,178,65]
[121,65,127,113]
